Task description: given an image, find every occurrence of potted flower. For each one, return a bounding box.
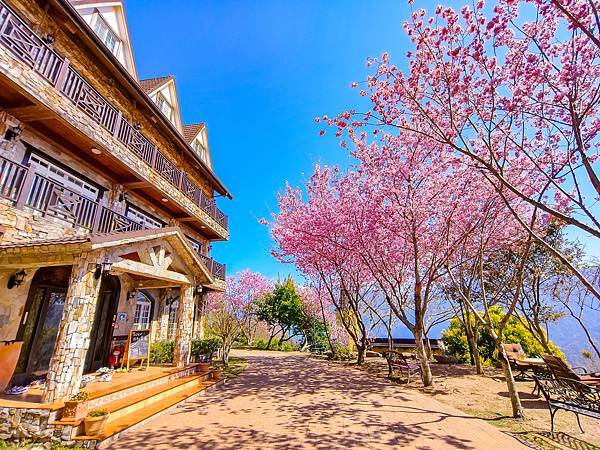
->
[63,391,89,421]
[84,409,109,435]
[191,338,222,371]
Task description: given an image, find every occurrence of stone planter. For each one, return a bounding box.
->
[84,414,109,436]
[211,368,224,380]
[62,400,88,421]
[198,362,210,372]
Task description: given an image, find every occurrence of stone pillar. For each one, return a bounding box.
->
[43,254,102,403]
[173,285,194,368]
[192,293,206,339]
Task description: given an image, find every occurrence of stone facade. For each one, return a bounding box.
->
[44,254,104,402]
[173,285,195,368]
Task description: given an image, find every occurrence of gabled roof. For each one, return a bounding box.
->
[182,123,205,144]
[139,75,174,95]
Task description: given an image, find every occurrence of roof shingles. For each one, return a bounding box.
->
[138,75,173,94]
[182,123,205,144]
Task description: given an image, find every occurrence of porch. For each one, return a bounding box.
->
[0,363,223,448]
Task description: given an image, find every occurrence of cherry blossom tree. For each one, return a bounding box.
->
[324,0,600,299]
[227,270,273,346]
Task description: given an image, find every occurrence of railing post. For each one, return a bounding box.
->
[54,57,70,90]
[15,167,35,209]
[113,111,123,137]
[91,204,103,234]
[150,145,158,169]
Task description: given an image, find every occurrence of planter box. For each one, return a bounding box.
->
[211,368,224,380]
[62,400,88,421]
[84,414,109,436]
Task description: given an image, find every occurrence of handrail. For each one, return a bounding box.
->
[0,0,228,232]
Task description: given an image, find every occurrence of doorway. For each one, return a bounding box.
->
[14,266,71,385]
[84,275,120,373]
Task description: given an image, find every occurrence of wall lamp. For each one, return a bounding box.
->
[127,290,137,303]
[194,286,203,296]
[7,269,26,289]
[95,258,112,280]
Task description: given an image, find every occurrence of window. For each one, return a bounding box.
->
[133,293,152,330]
[186,236,201,254]
[191,139,207,163]
[125,205,163,229]
[155,92,173,121]
[93,14,121,56]
[167,298,179,341]
[29,153,100,200]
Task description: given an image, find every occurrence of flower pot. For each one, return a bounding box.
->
[63,400,88,421]
[198,362,210,372]
[84,414,109,436]
[211,368,224,380]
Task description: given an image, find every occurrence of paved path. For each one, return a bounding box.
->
[109,350,528,449]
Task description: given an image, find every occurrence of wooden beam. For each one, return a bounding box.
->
[134,279,180,289]
[5,105,55,122]
[174,217,197,223]
[110,258,191,285]
[122,181,151,189]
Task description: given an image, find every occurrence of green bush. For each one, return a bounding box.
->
[150,340,174,364]
[253,338,272,350]
[441,307,565,365]
[279,341,300,352]
[191,337,223,358]
[329,345,355,361]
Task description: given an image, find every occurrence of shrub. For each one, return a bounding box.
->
[87,408,108,417]
[191,337,223,358]
[329,345,355,361]
[279,341,300,352]
[69,391,89,402]
[253,338,272,350]
[441,307,565,365]
[150,340,174,364]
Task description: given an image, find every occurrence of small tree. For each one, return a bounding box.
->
[206,292,241,366]
[255,277,304,349]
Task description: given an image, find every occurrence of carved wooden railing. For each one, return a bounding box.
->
[197,252,226,281]
[0,0,228,232]
[0,156,27,200]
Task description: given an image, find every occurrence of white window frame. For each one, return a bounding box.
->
[191,138,207,163]
[125,204,163,229]
[91,13,122,57]
[29,153,100,200]
[133,293,152,330]
[155,92,173,121]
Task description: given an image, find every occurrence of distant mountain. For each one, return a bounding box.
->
[549,316,599,370]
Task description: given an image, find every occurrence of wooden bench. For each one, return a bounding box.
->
[534,375,600,432]
[384,351,421,382]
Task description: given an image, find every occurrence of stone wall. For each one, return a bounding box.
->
[0,407,67,445]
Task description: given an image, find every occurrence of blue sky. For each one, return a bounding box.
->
[127,0,409,280]
[128,1,599,282]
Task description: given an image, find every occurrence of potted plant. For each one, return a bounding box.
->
[63,391,89,421]
[211,364,224,380]
[84,409,109,435]
[191,338,223,371]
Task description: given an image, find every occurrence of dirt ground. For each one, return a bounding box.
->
[356,357,600,450]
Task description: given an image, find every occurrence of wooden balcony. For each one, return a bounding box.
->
[0,0,228,234]
[0,155,226,282]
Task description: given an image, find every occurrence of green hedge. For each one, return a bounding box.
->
[150,340,174,364]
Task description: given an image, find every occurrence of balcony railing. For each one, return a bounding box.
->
[0,0,228,231]
[197,252,226,281]
[0,155,226,281]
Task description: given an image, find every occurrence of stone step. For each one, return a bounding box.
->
[73,377,223,448]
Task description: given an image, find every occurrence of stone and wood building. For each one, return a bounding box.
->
[0,0,231,446]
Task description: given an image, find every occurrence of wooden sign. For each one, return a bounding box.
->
[123,329,150,370]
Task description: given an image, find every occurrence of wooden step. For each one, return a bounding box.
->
[74,378,222,448]
[85,364,206,409]
[51,372,210,428]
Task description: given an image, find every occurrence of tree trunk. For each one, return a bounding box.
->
[496,341,525,419]
[356,344,366,365]
[266,327,277,350]
[414,327,433,387]
[424,335,432,359]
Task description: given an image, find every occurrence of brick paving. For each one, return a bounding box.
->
[109,350,529,449]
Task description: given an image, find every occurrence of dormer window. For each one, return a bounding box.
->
[191,138,207,163]
[155,92,173,121]
[93,14,121,57]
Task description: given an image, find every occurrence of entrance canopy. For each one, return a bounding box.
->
[0,227,214,287]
